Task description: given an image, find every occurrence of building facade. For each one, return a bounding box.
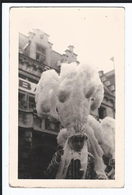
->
[18,29,115,179]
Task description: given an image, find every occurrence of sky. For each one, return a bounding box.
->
[13,7,124,73]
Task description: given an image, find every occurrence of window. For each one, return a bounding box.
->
[36,52,46,64]
[36,44,46,64]
[98,106,106,119]
[19,92,36,110]
[29,95,36,109]
[19,92,27,109]
[36,44,46,54]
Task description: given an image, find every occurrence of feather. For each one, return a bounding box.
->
[100,117,115,158]
[35,69,60,119]
[36,61,108,177]
[57,128,68,147]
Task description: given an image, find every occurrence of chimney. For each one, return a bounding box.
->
[68,45,74,53]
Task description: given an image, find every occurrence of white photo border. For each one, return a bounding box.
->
[2,2,131,194]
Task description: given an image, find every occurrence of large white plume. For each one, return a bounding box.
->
[35,62,104,125]
[57,63,104,129]
[35,62,109,176]
[35,69,60,119]
[100,117,115,158]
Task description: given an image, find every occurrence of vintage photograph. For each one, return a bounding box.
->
[9,7,124,187]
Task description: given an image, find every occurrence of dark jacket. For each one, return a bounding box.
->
[44,152,97,179]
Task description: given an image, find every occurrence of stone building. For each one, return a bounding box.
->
[90,70,115,120]
[18,29,115,179]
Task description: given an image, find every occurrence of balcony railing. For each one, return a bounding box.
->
[19,101,36,110]
[19,101,28,110]
[29,102,36,109]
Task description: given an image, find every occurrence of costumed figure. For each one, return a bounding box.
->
[35,62,114,179]
[87,115,115,179]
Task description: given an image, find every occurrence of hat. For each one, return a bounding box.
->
[57,126,88,147]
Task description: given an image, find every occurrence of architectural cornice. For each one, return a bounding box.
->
[19,53,60,77]
[104,91,115,102]
[19,69,40,80]
[19,52,46,69]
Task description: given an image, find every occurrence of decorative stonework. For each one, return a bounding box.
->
[99,70,115,97]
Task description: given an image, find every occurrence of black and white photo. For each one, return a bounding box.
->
[9,7,124,188]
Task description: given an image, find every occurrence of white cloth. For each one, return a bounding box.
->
[56,140,88,179]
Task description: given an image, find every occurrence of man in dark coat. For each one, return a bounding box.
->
[44,130,107,180]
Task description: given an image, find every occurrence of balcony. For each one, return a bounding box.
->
[18,101,60,134]
[19,101,35,111]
